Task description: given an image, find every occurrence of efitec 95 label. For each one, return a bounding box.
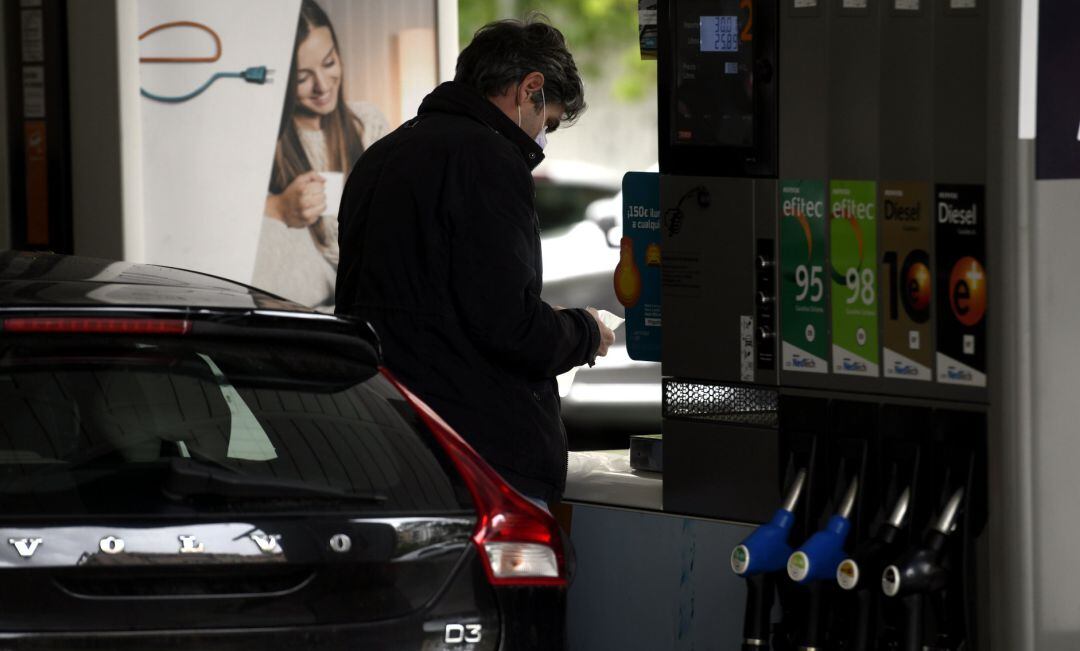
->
[780,180,829,374]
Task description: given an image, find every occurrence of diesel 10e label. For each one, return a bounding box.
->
[880,182,933,381]
[935,185,987,387]
[830,180,880,377]
[780,180,828,373]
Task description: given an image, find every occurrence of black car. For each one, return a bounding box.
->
[0,252,568,649]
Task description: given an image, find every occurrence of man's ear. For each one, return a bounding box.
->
[519,71,546,102]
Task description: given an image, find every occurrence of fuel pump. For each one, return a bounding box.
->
[786,477,858,650]
[730,469,807,650]
[654,0,992,647]
[881,487,965,651]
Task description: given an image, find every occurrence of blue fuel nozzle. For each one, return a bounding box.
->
[731,469,806,577]
[787,477,858,585]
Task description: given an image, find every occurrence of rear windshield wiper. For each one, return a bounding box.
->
[165,458,387,503]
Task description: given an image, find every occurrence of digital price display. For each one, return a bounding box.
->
[700,16,738,52]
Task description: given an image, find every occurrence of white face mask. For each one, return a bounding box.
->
[517,87,548,150]
[535,88,548,150]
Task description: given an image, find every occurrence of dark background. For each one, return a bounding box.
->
[1037,0,1080,179]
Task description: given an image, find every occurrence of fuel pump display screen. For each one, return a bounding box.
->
[671,0,754,149]
[700,16,739,52]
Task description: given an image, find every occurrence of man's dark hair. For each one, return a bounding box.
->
[455,15,586,125]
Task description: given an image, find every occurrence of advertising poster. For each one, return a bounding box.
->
[780,179,829,374]
[617,172,661,362]
[829,180,879,377]
[137,0,440,311]
[935,185,987,387]
[879,182,933,381]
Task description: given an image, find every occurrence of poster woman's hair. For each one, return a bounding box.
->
[270,0,365,194]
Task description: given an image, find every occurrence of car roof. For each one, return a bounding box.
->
[0,251,314,312]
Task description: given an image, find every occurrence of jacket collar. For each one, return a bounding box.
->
[418,81,545,171]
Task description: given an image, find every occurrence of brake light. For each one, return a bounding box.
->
[381,368,567,588]
[2,317,192,335]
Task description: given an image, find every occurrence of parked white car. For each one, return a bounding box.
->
[534,161,662,439]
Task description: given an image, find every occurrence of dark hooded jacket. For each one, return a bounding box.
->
[335,81,600,501]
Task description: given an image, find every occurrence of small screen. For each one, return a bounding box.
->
[700,16,739,52]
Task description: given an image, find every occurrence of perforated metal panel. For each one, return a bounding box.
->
[662,379,778,428]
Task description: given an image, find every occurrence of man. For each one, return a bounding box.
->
[335,17,616,505]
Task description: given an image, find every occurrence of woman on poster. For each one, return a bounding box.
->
[254,0,388,310]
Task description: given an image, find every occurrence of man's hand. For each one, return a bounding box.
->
[586,307,615,357]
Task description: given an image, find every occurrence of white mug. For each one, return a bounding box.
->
[320,171,345,218]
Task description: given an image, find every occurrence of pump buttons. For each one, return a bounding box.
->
[754,240,777,371]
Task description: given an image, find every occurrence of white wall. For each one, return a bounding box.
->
[542,75,658,176]
[1029,179,1080,651]
[136,0,299,282]
[320,0,438,125]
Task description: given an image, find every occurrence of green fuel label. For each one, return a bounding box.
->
[780,180,828,374]
[830,180,880,377]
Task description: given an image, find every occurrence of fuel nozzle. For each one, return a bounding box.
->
[880,487,965,651]
[731,469,807,577]
[835,488,912,651]
[787,476,858,584]
[731,469,807,651]
[837,487,911,591]
[881,487,963,599]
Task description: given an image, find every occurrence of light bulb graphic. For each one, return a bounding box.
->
[614,236,643,308]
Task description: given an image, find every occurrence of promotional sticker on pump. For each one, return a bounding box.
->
[780,180,828,373]
[619,172,662,362]
[935,185,987,387]
[830,180,880,377]
[879,182,933,381]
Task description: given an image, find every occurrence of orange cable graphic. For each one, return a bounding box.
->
[139,21,222,63]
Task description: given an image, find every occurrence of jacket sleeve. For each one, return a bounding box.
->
[448,144,601,380]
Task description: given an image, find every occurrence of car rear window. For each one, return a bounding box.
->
[0,335,472,515]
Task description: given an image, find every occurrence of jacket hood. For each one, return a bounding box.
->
[418,81,545,171]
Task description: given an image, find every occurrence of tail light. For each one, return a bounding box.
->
[2,316,192,335]
[382,369,567,588]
